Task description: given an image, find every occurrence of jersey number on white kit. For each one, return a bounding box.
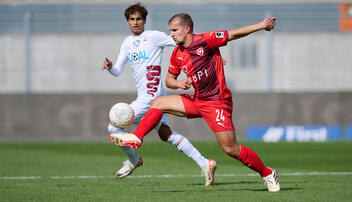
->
[146,65,161,96]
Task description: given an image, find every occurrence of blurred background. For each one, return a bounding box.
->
[0,0,352,142]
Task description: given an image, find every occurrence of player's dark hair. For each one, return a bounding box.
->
[124,3,148,21]
[168,13,193,32]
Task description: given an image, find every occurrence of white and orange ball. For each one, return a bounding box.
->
[109,102,134,128]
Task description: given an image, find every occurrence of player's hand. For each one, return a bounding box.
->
[262,17,276,31]
[178,77,192,90]
[101,58,112,70]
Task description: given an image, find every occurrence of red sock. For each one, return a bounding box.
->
[236,145,272,177]
[133,108,163,139]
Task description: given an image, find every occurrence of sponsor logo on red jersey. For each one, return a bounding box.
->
[196,47,204,56]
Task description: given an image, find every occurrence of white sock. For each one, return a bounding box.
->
[108,124,139,165]
[120,146,139,165]
[167,131,208,169]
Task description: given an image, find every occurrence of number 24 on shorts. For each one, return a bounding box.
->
[215,109,225,122]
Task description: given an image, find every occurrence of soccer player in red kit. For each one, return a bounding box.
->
[111,13,280,192]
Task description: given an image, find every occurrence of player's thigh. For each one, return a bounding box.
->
[150,95,187,117]
[215,131,241,158]
[198,99,234,132]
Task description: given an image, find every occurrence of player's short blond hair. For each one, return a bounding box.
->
[169,13,193,33]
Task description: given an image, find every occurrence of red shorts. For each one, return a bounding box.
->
[180,94,234,132]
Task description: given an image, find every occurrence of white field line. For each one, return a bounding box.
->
[1,171,352,180]
[0,176,41,180]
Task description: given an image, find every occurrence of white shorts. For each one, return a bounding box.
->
[130,98,169,132]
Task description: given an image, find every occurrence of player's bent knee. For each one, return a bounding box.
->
[150,98,161,108]
[158,133,169,142]
[150,97,168,110]
[158,124,172,142]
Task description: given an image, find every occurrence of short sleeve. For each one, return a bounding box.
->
[203,30,229,50]
[154,31,176,47]
[168,48,181,76]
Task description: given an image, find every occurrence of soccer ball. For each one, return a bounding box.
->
[109,102,134,128]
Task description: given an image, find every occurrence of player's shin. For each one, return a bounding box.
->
[167,131,208,169]
[236,145,272,177]
[168,131,216,186]
[133,108,164,139]
[108,124,140,164]
[120,146,140,165]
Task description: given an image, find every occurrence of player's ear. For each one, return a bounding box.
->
[185,25,191,34]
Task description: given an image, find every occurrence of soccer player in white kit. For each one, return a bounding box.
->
[101,3,216,186]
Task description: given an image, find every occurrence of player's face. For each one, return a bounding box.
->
[169,18,189,46]
[127,12,146,36]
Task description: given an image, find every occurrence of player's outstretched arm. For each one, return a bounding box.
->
[228,17,276,41]
[165,72,192,90]
[101,58,112,70]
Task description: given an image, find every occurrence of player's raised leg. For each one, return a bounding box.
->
[215,131,280,192]
[108,124,142,178]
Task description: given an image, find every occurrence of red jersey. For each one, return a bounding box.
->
[168,30,232,101]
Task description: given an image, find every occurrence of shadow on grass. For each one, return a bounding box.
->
[154,181,302,193]
[238,187,302,192]
[154,187,301,193]
[188,181,260,186]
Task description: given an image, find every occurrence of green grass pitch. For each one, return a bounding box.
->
[1,141,352,201]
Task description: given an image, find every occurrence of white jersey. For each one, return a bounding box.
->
[109,30,175,104]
